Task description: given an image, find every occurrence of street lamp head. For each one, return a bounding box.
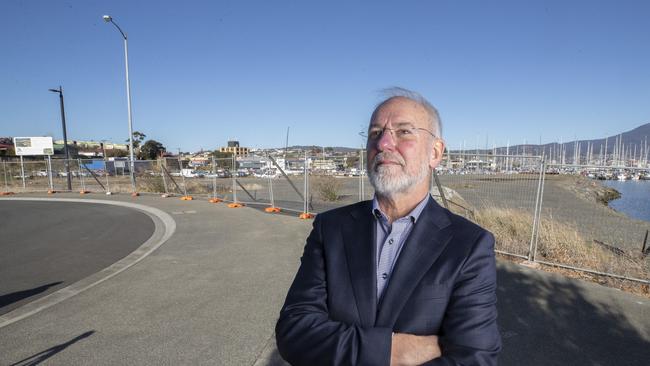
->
[48,88,60,93]
[102,15,112,22]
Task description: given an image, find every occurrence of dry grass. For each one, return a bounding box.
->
[312,175,342,202]
[137,176,166,193]
[475,207,649,297]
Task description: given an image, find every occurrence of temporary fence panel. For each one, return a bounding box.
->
[435,153,544,258]
[163,156,238,199]
[534,165,649,283]
[130,160,160,194]
[231,155,308,213]
[49,158,72,192]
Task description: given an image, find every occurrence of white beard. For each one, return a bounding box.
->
[368,152,431,197]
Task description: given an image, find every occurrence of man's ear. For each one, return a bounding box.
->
[430,139,445,169]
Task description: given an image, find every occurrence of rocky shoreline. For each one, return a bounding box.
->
[559,175,621,206]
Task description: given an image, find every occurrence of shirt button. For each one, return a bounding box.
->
[382,273,388,280]
[388,238,394,245]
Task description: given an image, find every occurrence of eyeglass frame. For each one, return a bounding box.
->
[367,123,438,142]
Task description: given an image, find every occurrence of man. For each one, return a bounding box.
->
[276,88,501,365]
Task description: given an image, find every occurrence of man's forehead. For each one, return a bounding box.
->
[371,99,428,125]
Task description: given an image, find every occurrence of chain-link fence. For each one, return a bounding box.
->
[2,154,648,284]
[434,154,544,259]
[534,165,650,283]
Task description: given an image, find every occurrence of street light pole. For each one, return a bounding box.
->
[49,86,72,191]
[103,14,136,192]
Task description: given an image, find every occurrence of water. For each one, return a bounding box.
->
[602,180,650,222]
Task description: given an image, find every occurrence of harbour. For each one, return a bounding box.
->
[603,180,650,222]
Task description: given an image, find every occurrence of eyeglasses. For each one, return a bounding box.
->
[367,125,436,142]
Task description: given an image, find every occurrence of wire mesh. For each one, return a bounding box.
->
[434,153,543,258]
[535,165,649,282]
[2,151,648,283]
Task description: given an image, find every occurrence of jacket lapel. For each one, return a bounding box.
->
[343,201,377,327]
[375,199,452,327]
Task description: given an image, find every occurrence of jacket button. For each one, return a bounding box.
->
[388,238,394,245]
[382,273,388,280]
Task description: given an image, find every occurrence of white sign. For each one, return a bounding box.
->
[13,137,54,156]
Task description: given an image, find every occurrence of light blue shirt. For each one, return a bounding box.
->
[372,194,430,303]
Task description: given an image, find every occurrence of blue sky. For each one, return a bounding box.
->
[2,0,649,152]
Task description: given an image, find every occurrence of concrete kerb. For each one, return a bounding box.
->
[0,197,176,329]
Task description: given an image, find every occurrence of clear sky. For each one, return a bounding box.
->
[2,0,649,152]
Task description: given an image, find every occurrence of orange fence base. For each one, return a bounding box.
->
[209,198,223,203]
[299,212,315,219]
[228,203,244,208]
[181,196,194,201]
[265,207,281,213]
[131,192,140,197]
[79,190,90,195]
[47,190,56,194]
[0,192,15,196]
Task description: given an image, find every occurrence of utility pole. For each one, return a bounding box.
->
[48,86,72,191]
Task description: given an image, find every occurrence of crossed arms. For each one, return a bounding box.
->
[276,215,500,365]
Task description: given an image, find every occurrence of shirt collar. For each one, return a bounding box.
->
[372,194,430,224]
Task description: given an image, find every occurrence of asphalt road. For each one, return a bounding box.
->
[0,200,155,315]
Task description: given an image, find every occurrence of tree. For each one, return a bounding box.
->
[127,131,147,149]
[0,137,15,156]
[346,155,360,169]
[105,149,128,158]
[138,140,166,160]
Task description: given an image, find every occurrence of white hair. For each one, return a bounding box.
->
[372,87,442,138]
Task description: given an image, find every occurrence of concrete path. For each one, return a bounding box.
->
[0,193,648,365]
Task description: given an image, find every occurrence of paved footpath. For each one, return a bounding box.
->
[0,193,649,365]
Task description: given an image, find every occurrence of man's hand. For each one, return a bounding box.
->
[390,333,441,366]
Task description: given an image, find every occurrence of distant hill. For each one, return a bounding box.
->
[268,145,360,153]
[454,122,650,159]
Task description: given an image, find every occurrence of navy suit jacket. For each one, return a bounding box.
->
[276,198,501,365]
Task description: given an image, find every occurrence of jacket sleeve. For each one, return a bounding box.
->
[428,231,501,366]
[275,215,393,366]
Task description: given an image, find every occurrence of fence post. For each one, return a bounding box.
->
[528,157,545,261]
[528,158,542,261]
[159,158,168,194]
[533,160,547,260]
[269,173,275,208]
[78,158,87,192]
[211,157,217,199]
[232,154,237,203]
[20,156,26,189]
[47,155,54,191]
[179,155,188,196]
[3,160,8,191]
[432,169,449,209]
[299,152,314,219]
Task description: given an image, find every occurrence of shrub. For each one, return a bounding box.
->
[312,175,342,202]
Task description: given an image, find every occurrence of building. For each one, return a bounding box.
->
[219,140,250,156]
[189,151,213,167]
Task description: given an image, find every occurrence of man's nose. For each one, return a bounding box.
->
[376,128,396,151]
